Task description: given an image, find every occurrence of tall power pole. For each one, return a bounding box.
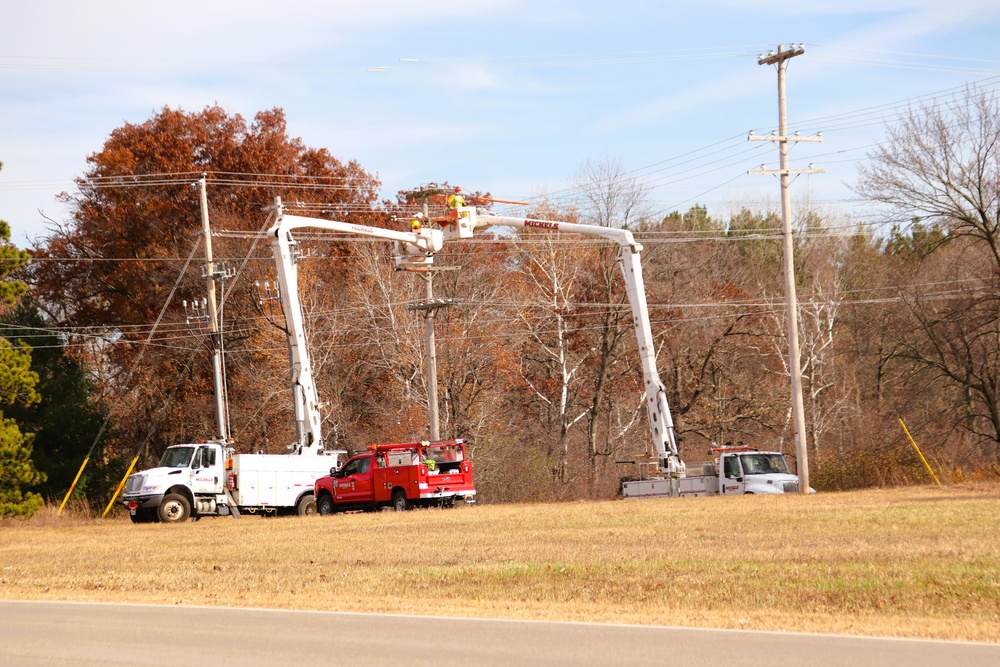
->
[198,176,230,442]
[749,44,824,494]
[402,184,456,442]
[409,272,452,441]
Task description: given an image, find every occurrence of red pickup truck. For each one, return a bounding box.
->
[314,439,476,513]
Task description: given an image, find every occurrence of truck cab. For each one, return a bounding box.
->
[719,449,804,495]
[123,442,226,523]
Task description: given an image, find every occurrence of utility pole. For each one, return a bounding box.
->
[749,44,824,494]
[401,184,457,442]
[198,175,229,442]
[416,193,440,440]
[409,272,453,440]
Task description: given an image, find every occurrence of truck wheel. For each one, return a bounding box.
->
[158,494,191,523]
[317,495,334,516]
[297,494,317,516]
[392,489,409,512]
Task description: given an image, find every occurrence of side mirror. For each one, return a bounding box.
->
[329,467,338,476]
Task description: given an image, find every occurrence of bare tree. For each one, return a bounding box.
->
[855,88,1000,460]
[513,232,590,483]
[573,157,655,493]
[855,87,1000,270]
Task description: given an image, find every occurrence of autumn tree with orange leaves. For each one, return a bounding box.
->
[29,105,384,472]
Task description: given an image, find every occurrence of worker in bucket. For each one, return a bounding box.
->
[447,186,465,210]
[410,212,423,232]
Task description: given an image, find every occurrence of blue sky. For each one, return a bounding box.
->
[2,0,1000,245]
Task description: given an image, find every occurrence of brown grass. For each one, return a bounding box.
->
[2,485,999,642]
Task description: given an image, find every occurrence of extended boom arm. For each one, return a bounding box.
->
[267,204,442,454]
[440,207,684,475]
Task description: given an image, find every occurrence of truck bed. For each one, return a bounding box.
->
[230,453,339,507]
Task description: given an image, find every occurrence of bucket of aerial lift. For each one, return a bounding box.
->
[393,240,434,267]
[393,228,442,268]
[440,206,477,241]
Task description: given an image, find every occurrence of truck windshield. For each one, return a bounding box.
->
[159,446,195,468]
[739,454,790,475]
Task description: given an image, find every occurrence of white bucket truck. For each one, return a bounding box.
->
[122,443,344,522]
[622,445,811,498]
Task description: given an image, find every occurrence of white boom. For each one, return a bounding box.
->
[267,206,443,454]
[440,206,684,476]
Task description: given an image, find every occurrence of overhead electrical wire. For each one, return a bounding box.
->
[9,272,987,353]
[14,55,997,336]
[5,74,995,226]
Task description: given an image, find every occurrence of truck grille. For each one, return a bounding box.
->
[125,474,145,495]
[782,481,799,493]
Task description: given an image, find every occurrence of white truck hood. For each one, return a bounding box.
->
[126,467,190,495]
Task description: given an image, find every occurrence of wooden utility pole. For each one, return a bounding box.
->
[749,44,824,494]
[198,175,229,441]
[401,184,456,442]
[410,272,452,441]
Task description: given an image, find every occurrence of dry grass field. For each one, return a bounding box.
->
[2,485,998,642]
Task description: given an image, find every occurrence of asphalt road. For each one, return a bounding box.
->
[1,600,998,666]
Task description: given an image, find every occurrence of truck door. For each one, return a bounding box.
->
[191,445,223,495]
[335,455,374,505]
[721,454,746,495]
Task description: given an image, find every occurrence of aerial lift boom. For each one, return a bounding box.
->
[267,205,442,454]
[438,206,685,477]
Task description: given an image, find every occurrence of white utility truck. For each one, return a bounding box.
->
[122,442,345,522]
[622,445,808,498]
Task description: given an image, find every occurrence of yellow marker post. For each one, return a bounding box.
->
[56,457,89,517]
[898,418,942,486]
[101,456,140,519]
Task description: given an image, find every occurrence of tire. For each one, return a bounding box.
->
[317,495,335,516]
[158,493,191,523]
[297,493,317,516]
[392,489,409,512]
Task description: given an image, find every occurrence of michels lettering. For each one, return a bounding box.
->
[350,224,374,234]
[524,219,559,230]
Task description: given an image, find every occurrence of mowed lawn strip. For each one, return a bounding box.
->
[1,485,997,642]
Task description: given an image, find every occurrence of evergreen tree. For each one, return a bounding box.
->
[1,300,108,501]
[0,159,43,516]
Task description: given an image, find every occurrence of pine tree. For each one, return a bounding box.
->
[0,160,44,517]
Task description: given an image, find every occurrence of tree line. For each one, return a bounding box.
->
[2,89,999,515]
